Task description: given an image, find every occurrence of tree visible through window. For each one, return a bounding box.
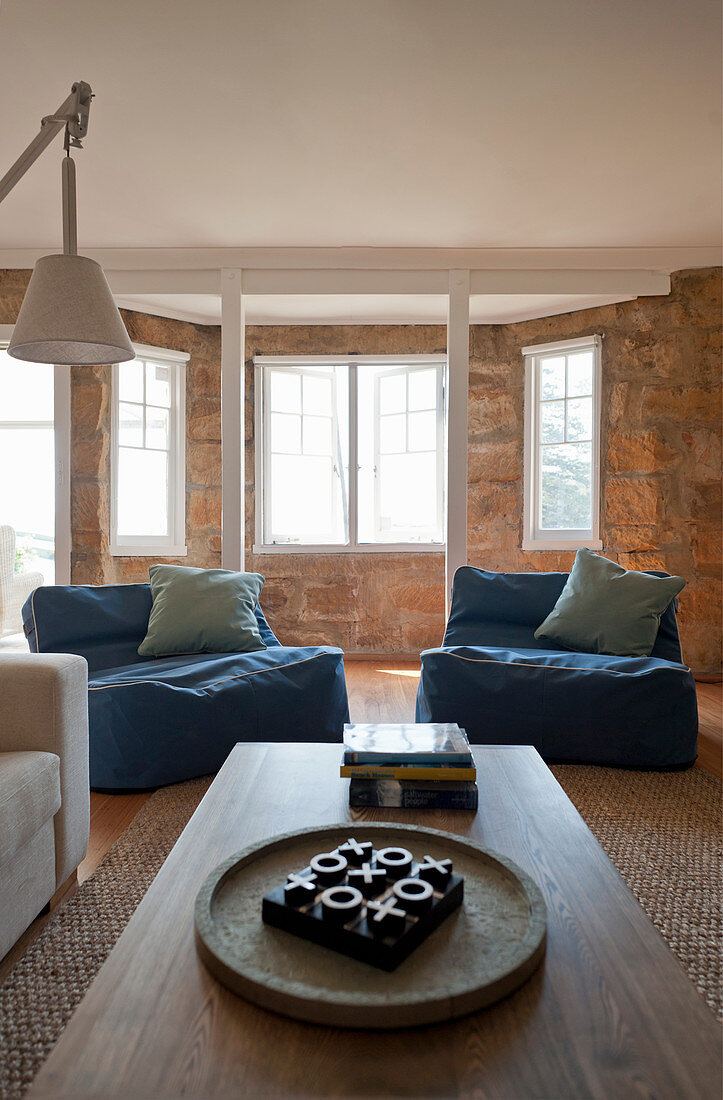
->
[523,336,601,550]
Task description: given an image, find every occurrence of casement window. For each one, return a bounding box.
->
[255,357,446,552]
[110,343,188,556]
[522,335,602,551]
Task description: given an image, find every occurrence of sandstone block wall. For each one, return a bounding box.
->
[0,267,719,671]
[467,269,722,673]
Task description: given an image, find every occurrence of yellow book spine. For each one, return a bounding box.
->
[339,765,477,782]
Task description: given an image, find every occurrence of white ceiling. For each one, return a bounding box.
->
[115,291,636,326]
[0,0,720,253]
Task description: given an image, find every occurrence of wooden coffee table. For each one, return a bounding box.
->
[29,744,720,1099]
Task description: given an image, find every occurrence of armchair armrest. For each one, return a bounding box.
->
[8,571,44,633]
[0,653,90,886]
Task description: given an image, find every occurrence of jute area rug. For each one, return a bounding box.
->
[0,766,720,1100]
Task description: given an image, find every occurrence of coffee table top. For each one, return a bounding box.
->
[29,744,721,1099]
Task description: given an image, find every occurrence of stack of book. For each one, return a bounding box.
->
[340,722,478,810]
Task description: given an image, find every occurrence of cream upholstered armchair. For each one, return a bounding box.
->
[0,653,90,960]
[0,525,44,637]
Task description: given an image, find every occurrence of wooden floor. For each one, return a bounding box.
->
[0,660,720,984]
[694,681,723,778]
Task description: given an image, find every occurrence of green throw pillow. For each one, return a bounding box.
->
[138,565,267,657]
[534,549,685,658]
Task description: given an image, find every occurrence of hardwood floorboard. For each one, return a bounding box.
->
[695,681,722,779]
[79,791,152,883]
[1,662,719,978]
[344,657,420,724]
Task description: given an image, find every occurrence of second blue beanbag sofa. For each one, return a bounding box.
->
[416,565,698,768]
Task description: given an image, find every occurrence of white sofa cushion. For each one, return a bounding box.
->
[0,750,61,866]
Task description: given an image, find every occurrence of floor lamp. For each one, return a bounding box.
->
[0,80,134,365]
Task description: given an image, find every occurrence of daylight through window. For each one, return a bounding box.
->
[523,336,602,550]
[111,345,188,556]
[256,358,446,550]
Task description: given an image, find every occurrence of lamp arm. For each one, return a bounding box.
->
[0,81,92,206]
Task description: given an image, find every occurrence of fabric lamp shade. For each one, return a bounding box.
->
[8,253,135,365]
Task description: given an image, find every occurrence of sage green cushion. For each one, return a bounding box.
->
[534,549,685,658]
[138,565,267,657]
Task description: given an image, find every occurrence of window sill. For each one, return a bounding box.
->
[110,545,188,558]
[522,539,603,552]
[252,543,445,555]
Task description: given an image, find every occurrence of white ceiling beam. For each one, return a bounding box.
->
[469,269,671,296]
[240,269,449,295]
[106,267,670,298]
[0,246,719,273]
[108,270,220,295]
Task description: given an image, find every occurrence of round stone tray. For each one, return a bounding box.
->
[194,822,546,1029]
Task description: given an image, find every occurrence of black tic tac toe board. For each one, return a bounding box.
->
[261,836,464,971]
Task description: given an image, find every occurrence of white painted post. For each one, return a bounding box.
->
[53,364,72,584]
[221,269,245,571]
[445,270,470,612]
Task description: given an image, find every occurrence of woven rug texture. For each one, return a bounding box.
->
[0,766,720,1100]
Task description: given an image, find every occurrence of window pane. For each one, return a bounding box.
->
[539,356,565,400]
[0,426,55,583]
[271,412,301,454]
[408,369,437,411]
[269,453,341,543]
[146,406,169,450]
[145,362,172,407]
[270,371,301,414]
[540,443,592,530]
[119,360,144,404]
[567,397,593,441]
[540,400,564,444]
[379,452,438,535]
[379,373,406,414]
[567,352,594,397]
[0,353,55,583]
[379,413,406,454]
[118,402,143,447]
[117,448,168,536]
[303,415,332,456]
[408,410,436,452]
[0,352,54,420]
[303,375,332,415]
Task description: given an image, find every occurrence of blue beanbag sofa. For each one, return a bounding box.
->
[23,583,349,790]
[416,566,698,768]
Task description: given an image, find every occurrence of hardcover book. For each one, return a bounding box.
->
[342,723,472,766]
[340,762,476,782]
[349,779,479,810]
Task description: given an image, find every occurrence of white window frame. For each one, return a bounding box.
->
[522,335,603,552]
[110,342,188,557]
[254,355,447,554]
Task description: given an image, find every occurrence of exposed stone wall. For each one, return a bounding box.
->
[468,268,722,673]
[0,267,719,670]
[244,327,447,652]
